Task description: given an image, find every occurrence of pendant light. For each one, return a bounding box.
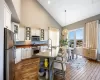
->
[62,10,68,40]
[62,10,68,35]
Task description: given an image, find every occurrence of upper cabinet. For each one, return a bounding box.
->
[31,28,40,36]
[4,2,12,30]
[25,27,31,40]
[19,27,25,41]
[12,22,25,41]
[12,0,21,20]
[5,0,21,22]
[44,29,49,40]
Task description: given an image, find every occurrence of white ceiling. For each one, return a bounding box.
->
[37,0,100,27]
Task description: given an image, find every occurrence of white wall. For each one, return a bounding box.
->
[0,0,4,80]
[63,14,100,30]
[21,0,62,36]
[12,0,21,20]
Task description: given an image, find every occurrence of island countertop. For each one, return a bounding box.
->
[35,48,60,58]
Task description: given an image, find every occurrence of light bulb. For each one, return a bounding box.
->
[48,0,50,4]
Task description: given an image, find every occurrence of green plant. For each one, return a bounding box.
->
[60,39,68,47]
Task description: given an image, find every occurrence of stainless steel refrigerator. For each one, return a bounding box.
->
[4,28,15,80]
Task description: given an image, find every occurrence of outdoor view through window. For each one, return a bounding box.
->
[68,28,83,48]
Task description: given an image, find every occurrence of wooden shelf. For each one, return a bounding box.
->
[40,66,49,70]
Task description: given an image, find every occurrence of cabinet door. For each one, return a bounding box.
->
[83,48,89,58]
[4,3,11,30]
[36,29,40,36]
[90,49,97,60]
[15,48,22,64]
[31,28,40,36]
[21,48,27,59]
[21,48,32,59]
[19,27,25,41]
[31,28,36,36]
[44,29,49,40]
[26,48,32,58]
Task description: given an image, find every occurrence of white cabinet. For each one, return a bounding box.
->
[31,28,40,36]
[44,29,49,40]
[21,48,32,59]
[36,29,40,36]
[19,27,25,41]
[4,2,11,30]
[83,48,97,60]
[12,22,25,41]
[15,48,32,64]
[15,48,22,64]
[12,22,19,41]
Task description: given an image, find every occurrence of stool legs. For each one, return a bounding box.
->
[52,60,65,80]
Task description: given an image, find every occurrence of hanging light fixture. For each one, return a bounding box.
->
[62,10,68,36]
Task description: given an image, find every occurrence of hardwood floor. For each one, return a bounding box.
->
[65,59,100,80]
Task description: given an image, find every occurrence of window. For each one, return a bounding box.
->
[68,28,84,48]
[68,31,75,48]
[76,28,83,47]
[49,28,59,46]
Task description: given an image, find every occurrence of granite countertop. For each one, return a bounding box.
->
[15,41,48,45]
[35,48,59,58]
[15,41,48,48]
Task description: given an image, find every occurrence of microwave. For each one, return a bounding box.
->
[31,36,40,41]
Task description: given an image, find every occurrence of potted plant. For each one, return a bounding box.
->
[59,39,68,53]
[60,38,68,47]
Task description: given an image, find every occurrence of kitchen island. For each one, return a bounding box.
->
[35,48,59,80]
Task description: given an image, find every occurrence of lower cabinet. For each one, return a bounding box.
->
[21,48,32,59]
[15,48,32,64]
[83,48,90,58]
[90,49,97,60]
[15,48,22,64]
[83,48,97,60]
[15,58,40,80]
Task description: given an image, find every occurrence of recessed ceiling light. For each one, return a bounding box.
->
[48,0,50,4]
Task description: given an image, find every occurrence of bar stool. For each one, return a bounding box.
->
[52,47,67,80]
[52,59,65,80]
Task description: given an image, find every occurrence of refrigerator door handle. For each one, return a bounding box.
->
[14,46,16,59]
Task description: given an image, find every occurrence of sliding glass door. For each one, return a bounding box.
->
[68,28,84,48]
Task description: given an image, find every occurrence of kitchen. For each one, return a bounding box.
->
[2,0,100,80]
[4,0,62,80]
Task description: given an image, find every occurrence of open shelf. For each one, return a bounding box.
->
[40,66,49,70]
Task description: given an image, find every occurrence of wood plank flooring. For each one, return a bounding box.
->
[65,59,100,80]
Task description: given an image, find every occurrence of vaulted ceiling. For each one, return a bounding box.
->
[37,0,100,27]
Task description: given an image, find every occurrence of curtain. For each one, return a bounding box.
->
[49,28,59,46]
[84,21,97,49]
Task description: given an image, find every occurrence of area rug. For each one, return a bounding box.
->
[70,57,87,70]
